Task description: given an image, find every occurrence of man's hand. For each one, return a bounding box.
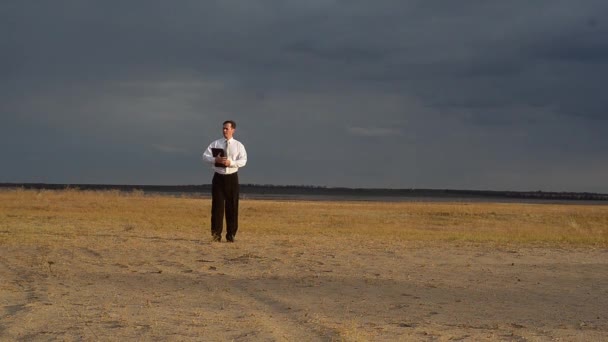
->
[215,157,231,167]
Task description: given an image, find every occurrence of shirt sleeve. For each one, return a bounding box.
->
[202,142,216,164]
[229,142,247,169]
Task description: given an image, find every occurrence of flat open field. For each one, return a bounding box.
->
[1,189,607,341]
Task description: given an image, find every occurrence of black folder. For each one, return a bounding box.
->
[211,148,226,167]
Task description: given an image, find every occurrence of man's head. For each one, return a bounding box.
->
[222,120,236,139]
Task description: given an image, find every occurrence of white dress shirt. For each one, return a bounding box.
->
[202,137,247,175]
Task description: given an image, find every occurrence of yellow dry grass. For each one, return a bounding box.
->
[1,188,607,247]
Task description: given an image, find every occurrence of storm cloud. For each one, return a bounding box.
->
[1,1,607,192]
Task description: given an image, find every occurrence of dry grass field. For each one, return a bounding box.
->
[1,188,607,341]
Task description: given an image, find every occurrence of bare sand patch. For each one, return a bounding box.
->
[1,190,607,341]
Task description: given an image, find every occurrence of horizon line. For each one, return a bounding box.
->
[1,182,607,197]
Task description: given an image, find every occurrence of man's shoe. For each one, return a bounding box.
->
[212,235,221,242]
[226,235,235,243]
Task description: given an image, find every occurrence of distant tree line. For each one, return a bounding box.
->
[1,183,607,201]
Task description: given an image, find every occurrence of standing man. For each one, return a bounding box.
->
[202,120,247,242]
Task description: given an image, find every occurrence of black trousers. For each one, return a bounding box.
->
[211,172,239,239]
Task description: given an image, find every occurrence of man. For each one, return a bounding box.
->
[202,120,248,242]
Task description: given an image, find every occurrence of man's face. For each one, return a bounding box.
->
[222,123,235,139]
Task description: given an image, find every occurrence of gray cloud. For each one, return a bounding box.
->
[1,1,607,192]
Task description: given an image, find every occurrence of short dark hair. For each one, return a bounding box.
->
[223,120,236,129]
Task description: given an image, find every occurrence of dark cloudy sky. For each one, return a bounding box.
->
[2,1,607,192]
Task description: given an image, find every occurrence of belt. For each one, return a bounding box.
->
[215,172,237,176]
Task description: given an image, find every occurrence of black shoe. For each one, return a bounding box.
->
[226,235,235,243]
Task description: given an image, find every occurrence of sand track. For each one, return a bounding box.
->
[1,234,608,341]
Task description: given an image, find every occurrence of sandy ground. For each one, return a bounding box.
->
[1,232,607,341]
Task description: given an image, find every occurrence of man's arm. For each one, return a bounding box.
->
[203,142,231,167]
[202,144,216,164]
[227,142,247,169]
